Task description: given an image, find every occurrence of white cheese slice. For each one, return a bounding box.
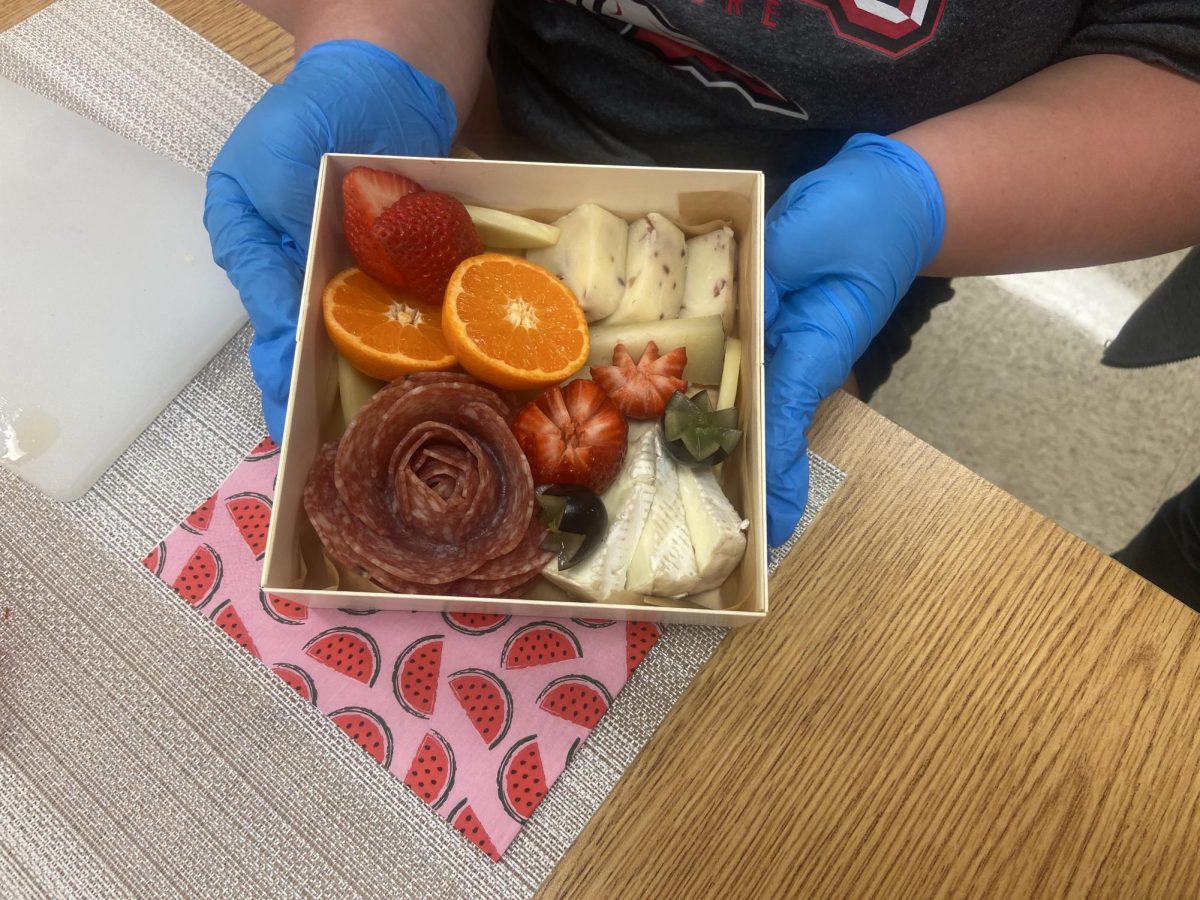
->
[677,464,748,592]
[626,431,700,597]
[603,214,687,325]
[680,226,737,334]
[541,429,658,603]
[465,205,560,249]
[526,203,628,322]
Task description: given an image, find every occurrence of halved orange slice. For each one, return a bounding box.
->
[322,267,457,380]
[442,254,589,390]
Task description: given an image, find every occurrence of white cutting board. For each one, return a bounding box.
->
[0,77,248,501]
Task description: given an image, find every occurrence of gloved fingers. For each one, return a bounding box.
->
[764,275,886,545]
[204,171,304,346]
[764,325,821,547]
[767,278,876,395]
[260,42,457,248]
[205,173,304,437]
[767,442,811,550]
[236,152,320,256]
[248,329,297,443]
[205,81,323,253]
[281,233,306,269]
[206,172,287,275]
[200,39,465,440]
[764,269,783,336]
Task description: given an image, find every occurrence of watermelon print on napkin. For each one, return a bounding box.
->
[144,437,661,861]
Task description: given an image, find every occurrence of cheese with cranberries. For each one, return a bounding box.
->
[680,226,737,334]
[527,203,628,322]
[603,214,687,325]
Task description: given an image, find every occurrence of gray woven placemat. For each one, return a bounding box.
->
[0,2,845,896]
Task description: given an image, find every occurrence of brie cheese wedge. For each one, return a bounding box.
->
[677,464,748,592]
[541,429,658,603]
[626,431,700,597]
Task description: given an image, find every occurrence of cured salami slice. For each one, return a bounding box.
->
[304,374,553,597]
[462,517,552,585]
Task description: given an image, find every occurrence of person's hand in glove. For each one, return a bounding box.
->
[203,40,456,440]
[764,134,945,546]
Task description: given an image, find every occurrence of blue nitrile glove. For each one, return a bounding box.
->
[203,40,456,440]
[764,134,945,546]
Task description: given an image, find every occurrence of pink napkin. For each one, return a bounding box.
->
[144,437,662,861]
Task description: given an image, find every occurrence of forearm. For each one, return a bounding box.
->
[244,0,492,127]
[895,54,1200,276]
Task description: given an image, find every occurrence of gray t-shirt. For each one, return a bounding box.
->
[490,0,1200,199]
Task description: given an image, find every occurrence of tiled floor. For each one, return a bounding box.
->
[870,251,1200,554]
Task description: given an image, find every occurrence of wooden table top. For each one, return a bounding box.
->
[9,2,1199,896]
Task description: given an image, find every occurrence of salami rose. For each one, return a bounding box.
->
[304,373,552,596]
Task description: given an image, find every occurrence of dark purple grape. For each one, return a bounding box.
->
[535,484,608,570]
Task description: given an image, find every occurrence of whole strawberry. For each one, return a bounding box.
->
[342,166,424,287]
[373,191,483,305]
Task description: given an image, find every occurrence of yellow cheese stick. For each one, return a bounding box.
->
[717,336,742,411]
[337,354,385,426]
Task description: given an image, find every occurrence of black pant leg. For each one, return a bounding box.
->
[1113,474,1200,612]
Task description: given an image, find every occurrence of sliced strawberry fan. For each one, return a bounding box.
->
[342,166,424,287]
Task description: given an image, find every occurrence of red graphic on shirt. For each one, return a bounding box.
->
[563,0,808,120]
[798,0,947,58]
